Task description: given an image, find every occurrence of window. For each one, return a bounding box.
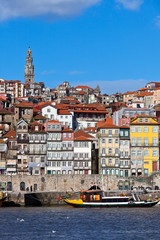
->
[115,130,119,134]
[57,133,61,139]
[115,159,119,166]
[85,153,88,159]
[125,161,128,166]
[102,148,106,155]
[108,139,112,144]
[152,150,157,157]
[115,169,119,176]
[79,142,83,147]
[79,162,83,167]
[125,152,128,157]
[84,142,88,147]
[115,148,119,155]
[131,160,136,165]
[120,160,123,166]
[111,169,114,175]
[137,127,142,133]
[125,141,128,146]
[145,118,149,123]
[152,127,157,133]
[153,138,157,146]
[125,131,129,137]
[120,131,123,137]
[7,182,12,191]
[109,158,112,164]
[52,161,56,167]
[144,169,148,176]
[57,170,61,174]
[125,170,128,177]
[139,118,143,123]
[137,150,142,156]
[57,153,61,159]
[144,127,148,133]
[74,142,78,147]
[68,170,72,174]
[47,108,51,112]
[102,169,105,175]
[80,153,83,159]
[120,170,123,177]
[85,162,88,167]
[68,133,71,138]
[102,159,106,166]
[63,133,66,138]
[102,129,105,134]
[108,130,112,136]
[102,138,105,143]
[131,138,136,146]
[137,138,142,146]
[115,139,118,144]
[20,182,25,191]
[131,127,136,133]
[131,169,136,176]
[57,162,60,167]
[107,169,110,175]
[74,162,78,167]
[144,137,149,146]
[68,161,72,167]
[144,150,149,157]
[120,152,123,158]
[62,170,66,175]
[109,148,112,154]
[138,160,142,165]
[79,170,83,174]
[41,157,45,162]
[74,153,78,159]
[131,150,136,156]
[47,124,51,130]
[62,162,66,167]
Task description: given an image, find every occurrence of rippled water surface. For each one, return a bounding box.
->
[0,206,160,240]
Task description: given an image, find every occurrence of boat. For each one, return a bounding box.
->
[63,190,158,208]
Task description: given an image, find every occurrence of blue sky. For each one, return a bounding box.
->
[0,0,160,94]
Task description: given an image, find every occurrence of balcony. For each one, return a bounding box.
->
[17,139,29,144]
[131,143,158,147]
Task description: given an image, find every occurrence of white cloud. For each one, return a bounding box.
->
[115,0,143,10]
[155,16,160,28]
[0,0,101,21]
[72,79,148,94]
[69,71,87,75]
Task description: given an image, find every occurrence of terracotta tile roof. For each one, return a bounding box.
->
[34,114,47,120]
[84,127,96,133]
[4,130,16,139]
[14,102,34,108]
[58,110,72,115]
[47,119,61,124]
[120,125,129,128]
[74,136,93,141]
[135,92,154,97]
[0,109,13,114]
[29,121,43,126]
[77,91,86,95]
[123,91,137,95]
[74,130,94,139]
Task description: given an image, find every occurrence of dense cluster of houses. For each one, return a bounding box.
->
[1,48,160,177]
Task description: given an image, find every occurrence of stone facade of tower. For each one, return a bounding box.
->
[24,47,34,84]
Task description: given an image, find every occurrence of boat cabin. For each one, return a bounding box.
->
[80,190,103,202]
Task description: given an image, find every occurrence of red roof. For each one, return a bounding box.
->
[62,128,73,132]
[48,119,60,124]
[58,110,72,115]
[4,130,16,139]
[34,114,47,120]
[74,136,92,141]
[135,92,154,97]
[74,130,94,140]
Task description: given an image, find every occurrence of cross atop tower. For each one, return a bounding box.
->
[24,47,34,85]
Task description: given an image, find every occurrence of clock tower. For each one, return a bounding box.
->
[24,47,34,84]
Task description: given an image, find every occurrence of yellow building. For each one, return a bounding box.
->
[130,115,159,176]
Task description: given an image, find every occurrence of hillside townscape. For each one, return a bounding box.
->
[0,47,160,183]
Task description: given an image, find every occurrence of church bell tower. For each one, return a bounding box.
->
[24,47,34,84]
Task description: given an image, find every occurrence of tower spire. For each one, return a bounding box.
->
[24,47,34,85]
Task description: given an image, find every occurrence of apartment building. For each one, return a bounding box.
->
[130,115,159,176]
[28,122,47,175]
[97,120,120,176]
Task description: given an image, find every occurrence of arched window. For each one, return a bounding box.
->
[20,182,25,191]
[7,182,12,191]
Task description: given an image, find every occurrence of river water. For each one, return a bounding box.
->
[0,206,160,240]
